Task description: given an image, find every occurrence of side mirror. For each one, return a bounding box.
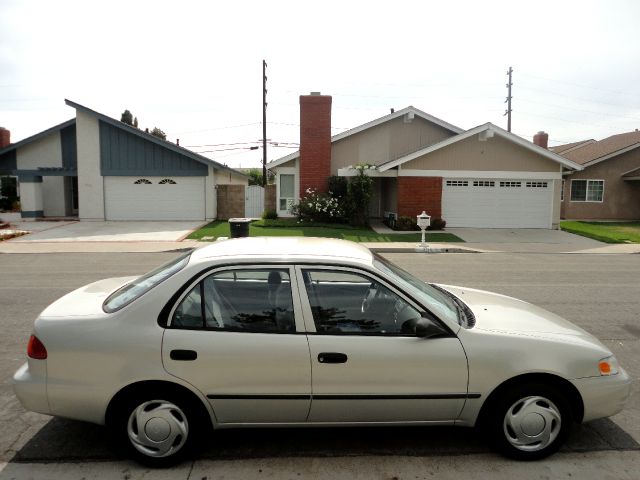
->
[415,315,448,339]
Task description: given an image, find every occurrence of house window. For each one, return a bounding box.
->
[473,180,495,187]
[526,182,548,188]
[446,180,468,187]
[279,174,295,211]
[499,181,521,188]
[159,178,177,184]
[134,178,152,184]
[570,180,604,202]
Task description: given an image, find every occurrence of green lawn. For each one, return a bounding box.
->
[188,220,464,243]
[560,221,640,243]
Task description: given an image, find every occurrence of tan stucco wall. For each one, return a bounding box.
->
[402,134,560,172]
[16,132,62,169]
[215,171,249,185]
[561,149,640,220]
[331,116,455,173]
[552,177,561,228]
[42,176,67,217]
[76,110,105,220]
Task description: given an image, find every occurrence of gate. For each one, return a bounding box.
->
[245,185,264,218]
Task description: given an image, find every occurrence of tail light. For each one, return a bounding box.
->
[27,335,47,360]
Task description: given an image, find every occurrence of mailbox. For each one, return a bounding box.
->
[416,211,431,230]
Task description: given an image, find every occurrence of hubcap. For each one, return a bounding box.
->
[127,400,188,458]
[503,396,561,452]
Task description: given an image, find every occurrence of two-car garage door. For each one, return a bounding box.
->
[442,179,553,228]
[104,176,205,220]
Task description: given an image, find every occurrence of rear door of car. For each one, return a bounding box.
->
[162,265,312,424]
[296,265,469,423]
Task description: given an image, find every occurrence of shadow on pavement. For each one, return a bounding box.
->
[10,417,639,463]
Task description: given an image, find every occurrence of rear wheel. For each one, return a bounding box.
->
[113,390,208,467]
[487,383,572,460]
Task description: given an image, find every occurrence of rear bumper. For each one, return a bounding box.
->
[12,361,50,415]
[572,367,632,422]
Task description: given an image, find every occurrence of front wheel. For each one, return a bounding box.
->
[487,384,573,460]
[114,391,207,467]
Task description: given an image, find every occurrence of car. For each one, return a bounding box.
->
[13,237,630,466]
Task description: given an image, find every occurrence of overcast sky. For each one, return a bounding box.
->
[2,0,640,169]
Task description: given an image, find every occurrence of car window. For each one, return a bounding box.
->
[302,269,421,335]
[103,251,191,313]
[373,254,460,326]
[171,268,296,333]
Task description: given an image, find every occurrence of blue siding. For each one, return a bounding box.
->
[0,150,17,174]
[99,121,207,176]
[60,124,77,169]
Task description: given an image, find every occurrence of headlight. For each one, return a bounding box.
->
[599,355,620,376]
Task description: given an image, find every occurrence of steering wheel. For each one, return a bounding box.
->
[361,283,380,313]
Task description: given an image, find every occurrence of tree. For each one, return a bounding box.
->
[150,127,166,140]
[247,168,263,186]
[133,117,138,128]
[120,110,133,125]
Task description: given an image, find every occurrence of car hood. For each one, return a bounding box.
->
[39,276,137,318]
[439,284,596,339]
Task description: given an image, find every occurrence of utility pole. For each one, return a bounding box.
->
[262,60,268,187]
[504,66,513,132]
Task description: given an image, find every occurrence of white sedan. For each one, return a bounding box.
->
[13,238,630,466]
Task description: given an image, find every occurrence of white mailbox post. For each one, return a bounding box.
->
[416,211,431,249]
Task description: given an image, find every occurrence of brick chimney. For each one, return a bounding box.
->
[0,127,10,149]
[299,93,332,194]
[533,131,549,149]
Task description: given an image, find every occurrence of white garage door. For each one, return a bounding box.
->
[442,179,553,228]
[104,176,205,220]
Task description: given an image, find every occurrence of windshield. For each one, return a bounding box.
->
[373,254,460,325]
[103,251,192,313]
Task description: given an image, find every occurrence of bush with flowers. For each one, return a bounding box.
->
[290,187,345,223]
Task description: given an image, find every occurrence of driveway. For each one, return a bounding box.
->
[8,220,205,242]
[445,227,606,253]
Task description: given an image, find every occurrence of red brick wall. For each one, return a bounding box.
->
[0,128,10,149]
[299,95,332,194]
[397,177,442,218]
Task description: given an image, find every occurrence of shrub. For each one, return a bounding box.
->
[261,209,278,220]
[347,164,374,227]
[427,218,447,231]
[328,175,348,200]
[395,216,420,231]
[290,188,344,223]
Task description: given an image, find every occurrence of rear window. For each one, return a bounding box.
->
[103,251,192,313]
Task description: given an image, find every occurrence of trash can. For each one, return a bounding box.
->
[228,218,251,238]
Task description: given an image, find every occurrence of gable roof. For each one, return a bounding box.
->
[560,130,640,167]
[0,119,76,156]
[622,166,640,179]
[268,106,464,168]
[377,123,583,172]
[65,99,247,178]
[550,139,595,154]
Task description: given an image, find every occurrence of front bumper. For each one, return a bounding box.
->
[571,367,632,422]
[12,361,50,415]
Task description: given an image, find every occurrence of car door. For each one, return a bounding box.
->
[297,266,469,423]
[162,266,312,424]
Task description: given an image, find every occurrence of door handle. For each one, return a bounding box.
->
[170,349,198,361]
[318,352,348,364]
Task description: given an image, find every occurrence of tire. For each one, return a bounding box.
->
[112,389,208,467]
[486,383,573,460]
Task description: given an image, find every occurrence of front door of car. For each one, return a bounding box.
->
[297,266,469,423]
[162,266,312,424]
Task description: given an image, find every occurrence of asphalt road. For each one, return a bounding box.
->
[0,251,638,479]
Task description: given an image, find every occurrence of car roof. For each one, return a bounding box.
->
[190,237,374,264]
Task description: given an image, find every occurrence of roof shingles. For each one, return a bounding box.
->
[560,130,640,165]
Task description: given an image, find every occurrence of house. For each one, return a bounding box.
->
[268,93,583,229]
[553,131,640,220]
[0,100,247,221]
